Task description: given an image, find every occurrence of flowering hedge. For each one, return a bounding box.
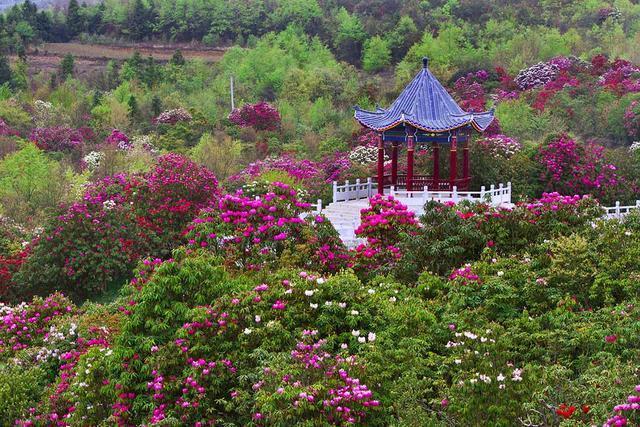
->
[14,154,219,300]
[229,153,352,200]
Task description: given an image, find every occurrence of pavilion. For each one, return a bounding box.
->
[354,57,495,193]
[320,58,509,246]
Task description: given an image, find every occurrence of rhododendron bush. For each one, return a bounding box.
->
[538,134,635,204]
[184,181,348,272]
[352,194,419,278]
[13,154,219,300]
[228,101,281,131]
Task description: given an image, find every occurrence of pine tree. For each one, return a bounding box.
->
[151,95,162,117]
[0,55,12,86]
[127,0,149,41]
[67,0,84,37]
[128,95,141,122]
[60,53,74,80]
[92,90,102,108]
[170,49,185,66]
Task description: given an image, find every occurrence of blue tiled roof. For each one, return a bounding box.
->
[354,58,495,133]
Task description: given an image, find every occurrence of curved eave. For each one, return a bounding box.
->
[354,113,495,134]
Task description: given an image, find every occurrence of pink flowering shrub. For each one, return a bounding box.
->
[352,195,419,278]
[253,335,379,424]
[14,154,219,300]
[58,254,404,426]
[538,134,633,204]
[604,384,640,426]
[623,101,640,140]
[228,101,281,131]
[453,70,488,112]
[183,181,348,272]
[0,118,19,137]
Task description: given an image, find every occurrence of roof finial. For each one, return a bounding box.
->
[422,57,429,68]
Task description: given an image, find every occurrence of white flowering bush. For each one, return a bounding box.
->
[153,108,192,125]
[33,100,54,127]
[82,151,105,172]
[348,145,387,165]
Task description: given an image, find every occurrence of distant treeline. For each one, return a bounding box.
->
[2,0,640,69]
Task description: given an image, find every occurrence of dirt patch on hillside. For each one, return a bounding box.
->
[9,42,227,80]
[34,42,227,62]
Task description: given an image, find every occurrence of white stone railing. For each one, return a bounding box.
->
[389,182,512,206]
[331,178,511,207]
[332,178,374,203]
[603,201,640,219]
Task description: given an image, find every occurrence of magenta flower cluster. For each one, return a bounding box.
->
[538,133,625,201]
[604,384,640,426]
[352,195,418,276]
[228,101,281,131]
[448,264,480,284]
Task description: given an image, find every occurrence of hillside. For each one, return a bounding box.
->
[1,1,640,426]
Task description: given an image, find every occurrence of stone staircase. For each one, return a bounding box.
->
[321,200,369,248]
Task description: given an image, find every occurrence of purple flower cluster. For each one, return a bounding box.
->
[29,126,88,152]
[0,118,19,137]
[515,61,560,90]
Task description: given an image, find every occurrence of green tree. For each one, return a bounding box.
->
[170,49,185,66]
[127,94,141,121]
[386,15,418,61]
[333,7,367,65]
[0,55,11,86]
[127,0,150,41]
[151,95,162,117]
[59,53,74,80]
[362,36,391,72]
[0,144,83,224]
[66,0,85,37]
[14,21,35,44]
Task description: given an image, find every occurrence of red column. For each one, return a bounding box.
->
[462,136,470,189]
[377,133,384,195]
[391,141,398,186]
[406,130,415,191]
[449,133,458,189]
[432,142,440,189]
